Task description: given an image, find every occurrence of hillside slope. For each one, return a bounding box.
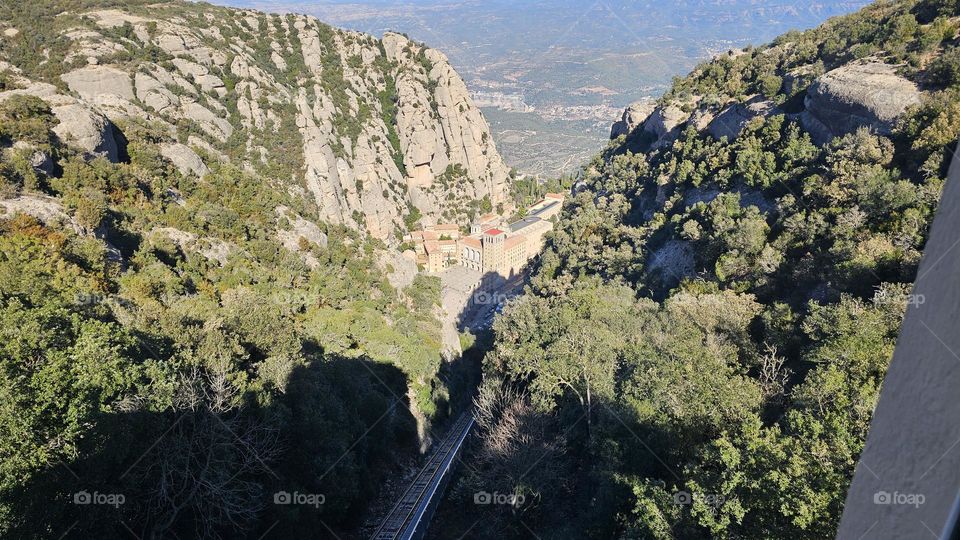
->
[442,0,960,538]
[0,1,493,538]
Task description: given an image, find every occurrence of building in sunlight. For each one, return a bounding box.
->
[408,193,565,275]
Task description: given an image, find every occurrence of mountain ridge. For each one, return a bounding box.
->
[0,1,511,243]
[0,2,505,537]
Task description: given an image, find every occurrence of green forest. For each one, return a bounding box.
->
[1,0,960,538]
[0,11,467,537]
[0,94,466,537]
[435,0,960,538]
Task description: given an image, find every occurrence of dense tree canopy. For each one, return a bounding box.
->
[435,0,960,538]
[0,59,454,540]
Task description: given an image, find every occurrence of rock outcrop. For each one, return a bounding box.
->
[707,96,779,140]
[644,104,690,148]
[781,64,821,97]
[801,61,921,143]
[612,99,700,150]
[384,34,510,223]
[377,247,419,290]
[21,145,54,176]
[610,59,922,150]
[52,103,121,161]
[160,143,208,177]
[0,76,121,162]
[61,65,135,104]
[610,100,656,139]
[151,227,234,266]
[0,3,512,244]
[0,195,81,233]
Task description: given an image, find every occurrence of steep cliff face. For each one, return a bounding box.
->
[0,3,510,242]
[609,100,656,138]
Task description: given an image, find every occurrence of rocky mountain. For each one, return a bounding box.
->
[0,1,510,243]
[609,99,655,139]
[0,2,506,537]
[612,58,923,148]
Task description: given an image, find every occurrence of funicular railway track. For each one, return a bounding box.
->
[371,413,474,540]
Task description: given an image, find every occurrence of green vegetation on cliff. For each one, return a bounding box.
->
[0,19,457,540]
[444,0,960,538]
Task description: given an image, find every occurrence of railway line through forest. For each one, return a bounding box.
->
[371,413,475,540]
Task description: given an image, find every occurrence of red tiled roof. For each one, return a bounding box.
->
[462,237,482,249]
[424,240,440,253]
[484,228,505,236]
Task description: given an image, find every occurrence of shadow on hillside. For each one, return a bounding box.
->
[433,348,483,421]
[439,268,531,419]
[454,270,527,335]
[426,392,688,540]
[8,266,537,539]
[6,354,418,540]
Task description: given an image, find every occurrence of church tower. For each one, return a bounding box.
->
[481,228,506,274]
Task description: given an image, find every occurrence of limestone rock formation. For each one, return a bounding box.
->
[61,65,135,104]
[0,195,81,233]
[151,227,234,266]
[383,33,510,223]
[610,58,922,151]
[276,206,329,248]
[0,76,121,162]
[610,100,656,139]
[781,64,821,97]
[644,104,690,148]
[0,3,511,244]
[27,149,55,176]
[51,103,121,162]
[377,248,419,290]
[160,143,208,177]
[707,96,779,140]
[801,61,921,143]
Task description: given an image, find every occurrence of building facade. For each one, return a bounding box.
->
[407,193,566,276]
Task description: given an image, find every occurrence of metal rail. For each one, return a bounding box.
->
[371,413,474,540]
